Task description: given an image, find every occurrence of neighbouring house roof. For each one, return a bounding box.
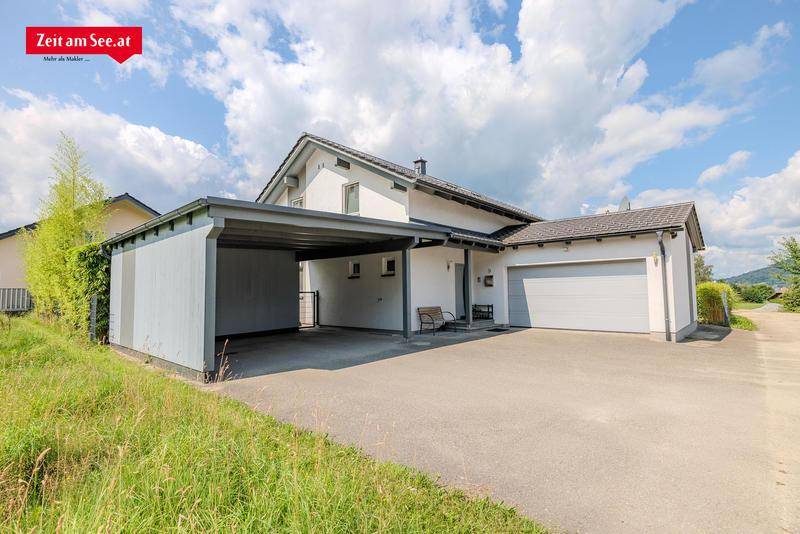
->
[257,132,543,223]
[493,202,705,251]
[0,193,160,241]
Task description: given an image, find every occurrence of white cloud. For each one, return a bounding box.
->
[631,149,800,277]
[0,89,233,229]
[167,0,700,212]
[533,100,730,214]
[486,0,508,16]
[697,150,751,186]
[692,22,790,96]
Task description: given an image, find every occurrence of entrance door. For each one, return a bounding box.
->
[454,263,465,319]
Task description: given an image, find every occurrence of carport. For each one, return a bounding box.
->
[105,197,450,379]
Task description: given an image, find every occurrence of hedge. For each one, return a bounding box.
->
[697,281,737,325]
[737,283,774,303]
[783,286,800,312]
[63,242,110,339]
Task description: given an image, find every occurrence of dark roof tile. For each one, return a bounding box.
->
[494,203,702,247]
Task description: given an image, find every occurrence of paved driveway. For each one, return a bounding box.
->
[208,313,800,533]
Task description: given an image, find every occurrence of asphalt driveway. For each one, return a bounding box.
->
[208,313,800,533]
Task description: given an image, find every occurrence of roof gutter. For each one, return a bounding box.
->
[656,230,672,342]
[506,226,685,248]
[102,198,208,247]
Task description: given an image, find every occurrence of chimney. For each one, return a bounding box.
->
[413,157,427,175]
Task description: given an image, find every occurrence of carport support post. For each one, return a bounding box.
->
[464,249,473,327]
[402,239,418,340]
[203,218,225,377]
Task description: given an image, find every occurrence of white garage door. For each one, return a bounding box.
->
[508,260,649,333]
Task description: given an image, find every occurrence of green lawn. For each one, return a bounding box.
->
[733,301,766,310]
[0,316,545,533]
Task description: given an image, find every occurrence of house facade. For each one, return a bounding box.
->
[0,193,159,291]
[257,133,703,341]
[104,133,704,379]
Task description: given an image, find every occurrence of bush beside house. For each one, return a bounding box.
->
[697,281,737,326]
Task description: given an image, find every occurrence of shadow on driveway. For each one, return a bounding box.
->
[214,326,517,380]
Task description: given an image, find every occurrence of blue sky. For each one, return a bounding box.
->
[0,0,798,276]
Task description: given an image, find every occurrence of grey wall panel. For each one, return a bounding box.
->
[109,251,122,344]
[120,222,213,372]
[215,248,299,336]
[120,250,136,347]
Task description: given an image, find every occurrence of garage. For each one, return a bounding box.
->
[507,260,650,333]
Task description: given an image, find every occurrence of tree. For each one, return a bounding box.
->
[694,253,714,283]
[770,236,800,287]
[22,133,107,319]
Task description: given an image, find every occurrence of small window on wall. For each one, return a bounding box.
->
[343,183,359,215]
[335,157,351,170]
[291,196,304,209]
[381,256,396,277]
[348,261,361,279]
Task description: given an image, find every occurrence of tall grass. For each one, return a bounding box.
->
[0,316,545,533]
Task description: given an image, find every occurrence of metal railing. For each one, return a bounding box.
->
[299,290,318,327]
[0,288,33,312]
[471,304,494,321]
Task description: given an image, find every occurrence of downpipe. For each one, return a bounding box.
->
[656,231,671,342]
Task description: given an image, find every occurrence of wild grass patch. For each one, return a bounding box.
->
[0,316,545,532]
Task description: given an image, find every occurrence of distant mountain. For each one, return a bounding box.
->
[723,266,788,288]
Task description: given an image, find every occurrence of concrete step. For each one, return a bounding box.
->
[445,319,496,332]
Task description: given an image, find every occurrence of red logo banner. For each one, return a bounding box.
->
[26,26,142,64]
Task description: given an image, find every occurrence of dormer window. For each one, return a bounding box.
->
[343,182,359,215]
[335,157,350,170]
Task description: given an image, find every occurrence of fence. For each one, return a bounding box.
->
[0,288,33,312]
[299,291,318,327]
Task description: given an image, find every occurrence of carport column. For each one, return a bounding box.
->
[402,239,418,340]
[203,217,225,376]
[464,249,473,327]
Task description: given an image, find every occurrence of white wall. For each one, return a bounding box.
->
[296,149,409,221]
[305,245,466,331]
[110,217,214,371]
[408,189,520,233]
[264,147,522,235]
[309,251,403,330]
[215,248,299,336]
[473,232,694,338]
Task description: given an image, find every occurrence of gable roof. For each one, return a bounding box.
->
[257,133,542,223]
[0,193,160,241]
[493,202,705,251]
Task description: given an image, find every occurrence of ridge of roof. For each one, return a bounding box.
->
[257,132,543,222]
[528,201,696,225]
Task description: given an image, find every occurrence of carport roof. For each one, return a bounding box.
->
[102,197,505,254]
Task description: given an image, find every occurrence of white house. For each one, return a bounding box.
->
[105,133,704,378]
[257,133,703,341]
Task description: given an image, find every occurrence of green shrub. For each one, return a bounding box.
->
[782,286,800,312]
[62,243,110,339]
[738,283,774,303]
[697,281,737,325]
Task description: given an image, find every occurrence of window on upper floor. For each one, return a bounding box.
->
[343,183,359,215]
[335,157,351,170]
[291,196,304,209]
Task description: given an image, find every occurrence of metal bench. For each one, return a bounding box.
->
[417,306,456,335]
